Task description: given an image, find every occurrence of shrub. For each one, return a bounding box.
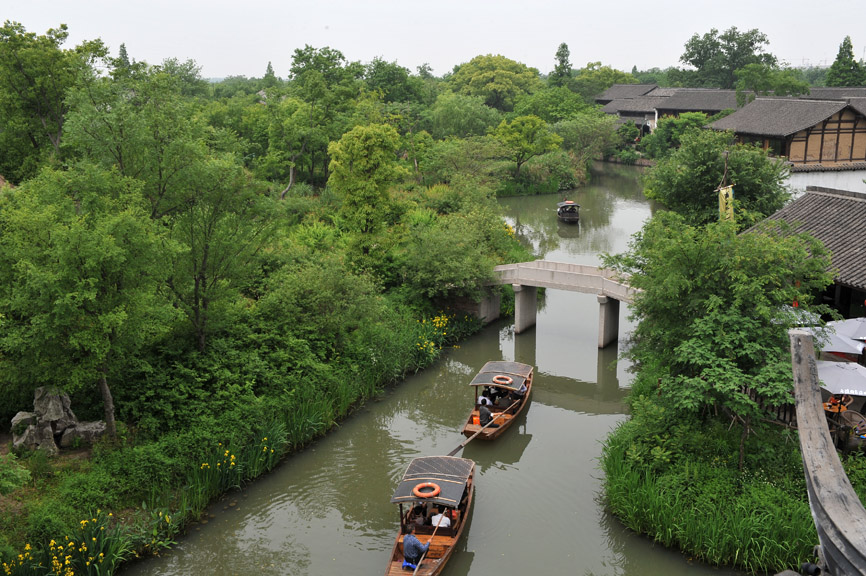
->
[0,453,31,495]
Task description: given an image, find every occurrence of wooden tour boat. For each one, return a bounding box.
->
[556,200,580,223]
[460,360,533,441]
[385,456,475,576]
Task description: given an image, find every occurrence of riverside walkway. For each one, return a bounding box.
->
[485,260,638,348]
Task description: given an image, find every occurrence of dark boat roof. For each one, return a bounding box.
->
[556,200,580,208]
[390,456,474,508]
[468,361,533,391]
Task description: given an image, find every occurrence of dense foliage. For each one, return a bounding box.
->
[601,212,836,572]
[642,129,791,228]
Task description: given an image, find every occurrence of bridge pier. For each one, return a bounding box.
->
[513,284,537,334]
[597,295,620,349]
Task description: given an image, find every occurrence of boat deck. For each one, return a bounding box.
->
[385,532,454,576]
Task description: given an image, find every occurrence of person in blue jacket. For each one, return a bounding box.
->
[402,523,430,568]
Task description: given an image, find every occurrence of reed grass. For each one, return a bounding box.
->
[601,420,817,574]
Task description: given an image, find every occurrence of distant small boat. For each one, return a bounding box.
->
[460,361,533,441]
[385,456,475,576]
[556,200,580,223]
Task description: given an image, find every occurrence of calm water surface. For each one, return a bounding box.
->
[122,164,744,576]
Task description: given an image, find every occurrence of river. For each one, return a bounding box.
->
[121,163,745,576]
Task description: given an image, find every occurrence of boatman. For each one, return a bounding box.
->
[402,524,430,569]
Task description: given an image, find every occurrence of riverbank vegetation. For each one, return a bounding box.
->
[1,17,862,575]
[597,115,863,572]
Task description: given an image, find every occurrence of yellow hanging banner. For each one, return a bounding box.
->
[718,185,734,221]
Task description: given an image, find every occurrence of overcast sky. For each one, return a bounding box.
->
[5,0,865,79]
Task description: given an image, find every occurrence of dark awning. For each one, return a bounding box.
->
[468,361,533,391]
[390,456,475,508]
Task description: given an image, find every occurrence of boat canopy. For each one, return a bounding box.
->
[556,200,580,208]
[468,361,533,392]
[391,456,475,508]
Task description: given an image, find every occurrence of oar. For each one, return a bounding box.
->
[412,512,446,575]
[447,399,520,457]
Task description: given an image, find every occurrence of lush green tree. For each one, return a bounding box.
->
[421,92,502,139]
[825,36,866,87]
[490,115,562,176]
[448,54,542,112]
[0,163,175,437]
[422,136,509,191]
[643,129,790,227]
[164,154,275,353]
[679,27,777,89]
[259,96,320,198]
[328,123,408,236]
[513,86,588,123]
[568,62,636,103]
[262,61,279,88]
[734,63,810,105]
[0,21,106,182]
[364,57,424,103]
[553,111,618,180]
[157,57,210,97]
[603,212,834,467]
[63,68,208,220]
[289,45,364,184]
[549,42,572,87]
[639,112,709,159]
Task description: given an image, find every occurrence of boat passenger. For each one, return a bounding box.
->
[431,507,451,528]
[411,504,426,527]
[402,524,430,567]
[479,403,499,428]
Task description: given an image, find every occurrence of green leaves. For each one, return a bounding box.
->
[605,211,834,423]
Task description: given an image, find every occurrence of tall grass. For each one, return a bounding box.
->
[601,420,817,574]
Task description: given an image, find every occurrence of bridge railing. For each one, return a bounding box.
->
[491,260,638,304]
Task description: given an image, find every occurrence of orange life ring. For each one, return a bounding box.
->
[413,482,441,498]
[492,374,513,385]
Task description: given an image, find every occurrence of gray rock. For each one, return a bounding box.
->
[60,421,106,448]
[11,411,36,436]
[14,421,60,456]
[32,386,77,433]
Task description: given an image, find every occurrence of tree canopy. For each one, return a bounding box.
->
[679,27,777,89]
[448,54,542,112]
[603,212,834,466]
[825,36,866,87]
[643,129,790,227]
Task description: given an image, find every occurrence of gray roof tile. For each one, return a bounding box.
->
[765,189,866,290]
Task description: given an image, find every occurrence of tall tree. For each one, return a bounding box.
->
[679,27,777,89]
[448,54,542,112]
[603,212,834,467]
[262,60,278,88]
[490,115,562,176]
[0,163,175,437]
[825,36,866,87]
[165,154,275,353]
[643,129,790,227]
[64,69,207,220]
[734,63,810,106]
[0,21,105,182]
[549,42,572,87]
[568,62,636,103]
[328,123,407,237]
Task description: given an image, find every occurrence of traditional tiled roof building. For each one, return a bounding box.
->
[764,186,866,316]
[709,98,866,170]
